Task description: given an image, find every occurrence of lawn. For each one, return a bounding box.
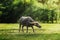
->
[0,23,60,40]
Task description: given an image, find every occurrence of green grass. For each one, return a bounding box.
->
[0,33,60,40]
[0,23,60,40]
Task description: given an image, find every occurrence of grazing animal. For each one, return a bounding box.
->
[18,16,41,32]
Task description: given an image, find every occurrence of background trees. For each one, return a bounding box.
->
[0,0,60,23]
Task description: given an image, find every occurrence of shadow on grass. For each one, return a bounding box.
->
[0,28,46,33]
[0,29,18,31]
[0,29,60,40]
[0,32,60,40]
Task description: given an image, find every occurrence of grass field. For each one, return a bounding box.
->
[0,23,60,40]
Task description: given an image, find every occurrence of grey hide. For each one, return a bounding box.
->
[18,16,41,32]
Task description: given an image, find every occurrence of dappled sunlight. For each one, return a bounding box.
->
[0,0,60,40]
[0,24,60,34]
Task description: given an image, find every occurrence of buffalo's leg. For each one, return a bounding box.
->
[26,26,28,33]
[22,25,24,32]
[32,27,34,32]
[19,24,21,32]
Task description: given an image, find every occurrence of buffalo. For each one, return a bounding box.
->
[18,16,41,32]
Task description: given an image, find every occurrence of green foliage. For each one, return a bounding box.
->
[0,0,60,23]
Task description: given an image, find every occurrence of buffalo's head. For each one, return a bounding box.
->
[35,22,41,28]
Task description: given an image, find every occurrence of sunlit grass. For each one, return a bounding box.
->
[0,23,60,40]
[0,23,60,33]
[0,23,18,29]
